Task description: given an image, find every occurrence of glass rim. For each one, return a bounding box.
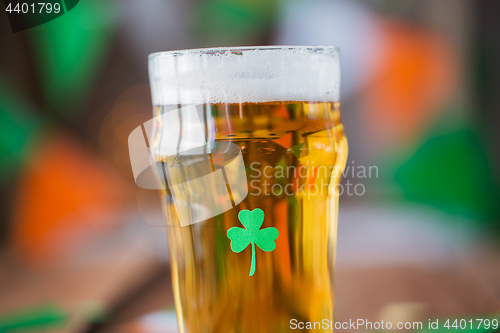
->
[149,45,339,59]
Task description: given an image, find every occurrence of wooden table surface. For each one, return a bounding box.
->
[1,206,499,332]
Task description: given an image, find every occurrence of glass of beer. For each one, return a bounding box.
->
[148,46,347,332]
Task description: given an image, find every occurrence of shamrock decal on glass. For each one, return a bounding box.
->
[227,208,279,276]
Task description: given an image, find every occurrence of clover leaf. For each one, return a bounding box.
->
[227,208,279,276]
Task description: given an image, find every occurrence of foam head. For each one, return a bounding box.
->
[149,46,340,105]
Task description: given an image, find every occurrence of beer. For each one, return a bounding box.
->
[149,47,346,333]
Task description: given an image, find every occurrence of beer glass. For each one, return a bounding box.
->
[148,46,347,332]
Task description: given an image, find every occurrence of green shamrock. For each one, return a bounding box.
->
[227,209,279,276]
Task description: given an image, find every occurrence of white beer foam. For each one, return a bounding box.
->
[149,47,340,105]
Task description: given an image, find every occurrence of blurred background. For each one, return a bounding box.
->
[1,0,499,332]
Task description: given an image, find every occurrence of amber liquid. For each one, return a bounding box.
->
[153,102,347,333]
